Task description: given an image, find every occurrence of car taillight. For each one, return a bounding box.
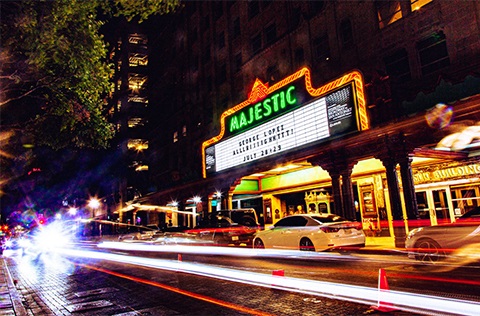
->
[320,227,340,233]
[352,222,362,230]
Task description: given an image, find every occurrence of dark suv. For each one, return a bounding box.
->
[190,209,260,246]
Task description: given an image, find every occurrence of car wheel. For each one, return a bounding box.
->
[299,238,315,251]
[253,238,265,249]
[415,238,444,263]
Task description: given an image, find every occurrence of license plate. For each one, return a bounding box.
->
[232,236,239,241]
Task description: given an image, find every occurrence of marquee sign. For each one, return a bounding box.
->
[202,67,368,177]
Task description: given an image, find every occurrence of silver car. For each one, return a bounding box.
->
[405,207,480,263]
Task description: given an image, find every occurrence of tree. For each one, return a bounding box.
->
[0,0,180,150]
[0,0,180,220]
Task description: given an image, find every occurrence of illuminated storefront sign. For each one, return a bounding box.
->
[202,67,368,177]
[414,163,480,184]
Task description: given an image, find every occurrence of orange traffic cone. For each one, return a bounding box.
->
[371,268,398,312]
[178,254,182,262]
[272,269,284,277]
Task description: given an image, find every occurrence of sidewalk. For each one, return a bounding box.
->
[0,256,27,316]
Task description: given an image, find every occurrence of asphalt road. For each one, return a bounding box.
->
[3,242,479,315]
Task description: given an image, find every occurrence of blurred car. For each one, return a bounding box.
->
[406,206,480,263]
[188,209,261,246]
[253,214,365,251]
[119,225,190,242]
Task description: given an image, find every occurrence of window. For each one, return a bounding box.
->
[191,54,198,72]
[213,2,223,20]
[203,15,210,30]
[340,19,354,47]
[274,216,308,227]
[376,0,403,29]
[251,33,262,53]
[173,131,178,143]
[417,31,450,75]
[248,1,260,20]
[384,48,411,82]
[291,6,302,28]
[191,27,198,42]
[313,35,330,61]
[233,18,241,39]
[265,23,277,45]
[127,139,148,151]
[206,75,212,91]
[310,1,326,14]
[203,48,211,63]
[129,53,148,67]
[128,34,147,45]
[294,48,304,68]
[217,31,225,49]
[182,125,187,137]
[128,74,148,91]
[235,52,242,73]
[218,63,227,84]
[128,117,147,128]
[410,0,432,11]
[266,65,279,83]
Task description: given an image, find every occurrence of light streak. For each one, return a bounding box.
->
[79,263,274,316]
[55,247,480,316]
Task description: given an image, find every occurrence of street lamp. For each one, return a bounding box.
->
[88,198,100,218]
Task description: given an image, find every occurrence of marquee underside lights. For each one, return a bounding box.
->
[202,67,369,178]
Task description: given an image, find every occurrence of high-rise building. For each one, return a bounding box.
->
[106,20,151,218]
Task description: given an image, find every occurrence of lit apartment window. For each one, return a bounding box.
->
[128,74,148,91]
[117,101,122,112]
[410,0,432,11]
[129,53,148,67]
[173,131,178,143]
[182,125,187,137]
[376,1,403,29]
[135,164,149,172]
[127,139,148,151]
[417,31,450,76]
[128,117,147,128]
[130,161,148,172]
[129,34,148,45]
[128,96,148,104]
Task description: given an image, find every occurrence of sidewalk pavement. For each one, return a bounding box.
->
[0,256,27,316]
[0,237,402,316]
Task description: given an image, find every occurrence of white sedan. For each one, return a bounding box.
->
[253,214,365,251]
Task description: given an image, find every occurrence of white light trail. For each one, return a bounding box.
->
[56,247,479,316]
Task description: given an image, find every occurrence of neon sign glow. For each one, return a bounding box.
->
[202,67,368,177]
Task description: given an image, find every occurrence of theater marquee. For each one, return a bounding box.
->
[202,67,369,177]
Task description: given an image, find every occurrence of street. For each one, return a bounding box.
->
[2,242,479,315]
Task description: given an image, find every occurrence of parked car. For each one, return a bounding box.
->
[405,206,480,263]
[253,214,365,251]
[188,209,261,246]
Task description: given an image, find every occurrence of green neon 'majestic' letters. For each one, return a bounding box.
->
[229,85,297,133]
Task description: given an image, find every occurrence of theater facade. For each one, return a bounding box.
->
[140,67,480,248]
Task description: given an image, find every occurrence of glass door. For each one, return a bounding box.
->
[415,187,454,226]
